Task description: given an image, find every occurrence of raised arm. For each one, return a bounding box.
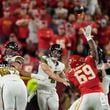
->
[82,25,99,61]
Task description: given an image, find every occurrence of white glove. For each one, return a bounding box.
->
[82,25,92,41]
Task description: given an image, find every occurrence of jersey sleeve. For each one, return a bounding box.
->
[60,63,65,72]
[40,56,47,64]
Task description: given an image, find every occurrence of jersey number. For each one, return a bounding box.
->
[49,77,55,83]
[74,65,96,84]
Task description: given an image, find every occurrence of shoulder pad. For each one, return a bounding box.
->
[11,56,24,64]
[40,56,47,64]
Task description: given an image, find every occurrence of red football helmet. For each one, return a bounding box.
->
[69,55,84,68]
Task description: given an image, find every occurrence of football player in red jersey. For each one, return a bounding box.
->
[67,25,109,110]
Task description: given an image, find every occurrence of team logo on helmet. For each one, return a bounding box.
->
[6,41,19,51]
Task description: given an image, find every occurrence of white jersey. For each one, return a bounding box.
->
[0,66,21,88]
[97,62,110,95]
[101,65,110,95]
[0,64,27,110]
[37,56,65,93]
[102,75,110,95]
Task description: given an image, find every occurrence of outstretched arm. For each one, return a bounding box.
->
[40,62,69,86]
[82,25,99,61]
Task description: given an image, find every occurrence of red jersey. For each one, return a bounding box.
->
[0,17,13,36]
[51,35,71,55]
[66,55,103,95]
[37,28,54,49]
[16,16,30,39]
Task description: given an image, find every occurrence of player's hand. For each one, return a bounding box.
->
[81,25,92,41]
[63,80,70,86]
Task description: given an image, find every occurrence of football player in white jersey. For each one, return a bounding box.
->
[0,42,27,110]
[36,44,69,110]
[97,47,110,109]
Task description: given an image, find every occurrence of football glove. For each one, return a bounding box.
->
[82,25,92,41]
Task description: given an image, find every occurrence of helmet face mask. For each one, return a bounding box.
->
[4,42,19,62]
[50,44,63,60]
[4,49,19,62]
[51,50,62,60]
[5,48,18,56]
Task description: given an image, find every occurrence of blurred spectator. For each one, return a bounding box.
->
[16,3,29,43]
[9,0,21,16]
[26,9,42,54]
[37,20,55,57]
[0,7,14,44]
[99,0,110,16]
[74,0,101,16]
[54,1,68,19]
[67,14,76,24]
[65,22,77,55]
[97,18,110,47]
[65,23,75,36]
[86,0,102,16]
[71,5,98,56]
[40,7,52,24]
[28,0,38,10]
[49,18,59,34]
[96,18,110,59]
[23,54,39,73]
[51,24,71,66]
[0,1,3,18]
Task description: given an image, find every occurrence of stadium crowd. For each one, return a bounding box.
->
[0,0,110,110]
